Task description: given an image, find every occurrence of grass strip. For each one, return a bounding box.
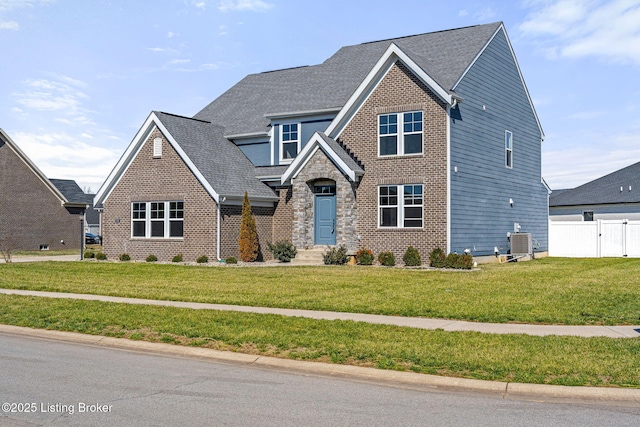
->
[1,294,639,388]
[2,258,640,325]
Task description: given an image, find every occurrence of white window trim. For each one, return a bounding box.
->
[378,184,424,229]
[131,201,184,239]
[378,111,423,157]
[279,122,301,164]
[505,130,513,169]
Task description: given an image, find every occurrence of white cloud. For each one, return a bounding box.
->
[520,0,640,66]
[543,131,640,188]
[217,0,274,12]
[12,78,90,119]
[10,131,122,191]
[0,20,18,29]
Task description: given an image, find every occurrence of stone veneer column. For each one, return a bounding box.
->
[291,149,358,252]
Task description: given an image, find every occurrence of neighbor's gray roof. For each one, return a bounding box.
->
[154,112,278,201]
[50,179,88,205]
[550,161,640,207]
[194,22,502,136]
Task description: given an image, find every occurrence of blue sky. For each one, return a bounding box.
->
[1,0,639,193]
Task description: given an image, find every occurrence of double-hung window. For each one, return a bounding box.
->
[280,123,300,163]
[379,184,423,228]
[378,111,423,156]
[131,201,184,238]
[505,130,513,169]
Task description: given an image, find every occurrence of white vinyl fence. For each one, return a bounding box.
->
[549,220,640,258]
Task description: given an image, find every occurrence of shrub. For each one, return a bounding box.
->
[459,254,474,270]
[119,253,131,262]
[172,253,183,263]
[238,191,259,262]
[225,256,238,264]
[403,246,422,267]
[84,251,95,259]
[267,241,297,262]
[378,251,396,267]
[355,248,374,265]
[146,254,158,263]
[445,253,459,269]
[196,255,209,264]
[429,248,446,268]
[323,245,349,265]
[95,252,107,260]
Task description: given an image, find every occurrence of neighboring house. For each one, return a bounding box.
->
[95,22,548,262]
[0,129,88,252]
[550,161,640,221]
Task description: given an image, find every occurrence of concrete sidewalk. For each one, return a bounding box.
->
[0,254,80,263]
[2,288,639,338]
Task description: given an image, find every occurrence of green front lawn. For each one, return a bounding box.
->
[1,257,639,325]
[1,294,639,388]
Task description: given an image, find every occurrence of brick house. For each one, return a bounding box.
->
[0,129,88,252]
[95,22,548,262]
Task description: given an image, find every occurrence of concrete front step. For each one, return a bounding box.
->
[290,248,327,265]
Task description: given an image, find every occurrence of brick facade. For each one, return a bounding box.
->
[272,186,294,243]
[102,128,218,262]
[220,204,274,261]
[337,61,449,261]
[0,138,82,251]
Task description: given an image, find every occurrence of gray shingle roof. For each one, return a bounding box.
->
[194,22,502,136]
[154,112,278,201]
[550,161,640,206]
[316,132,364,175]
[49,179,88,204]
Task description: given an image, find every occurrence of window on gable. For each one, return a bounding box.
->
[131,201,184,239]
[153,137,162,158]
[379,184,423,228]
[505,130,513,169]
[378,111,423,156]
[280,123,300,162]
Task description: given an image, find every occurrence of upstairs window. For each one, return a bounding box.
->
[280,123,300,163]
[505,130,513,169]
[583,211,594,221]
[378,111,423,156]
[131,201,184,238]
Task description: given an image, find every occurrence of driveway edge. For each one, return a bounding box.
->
[2,324,639,403]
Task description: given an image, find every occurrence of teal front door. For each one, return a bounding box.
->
[314,194,336,245]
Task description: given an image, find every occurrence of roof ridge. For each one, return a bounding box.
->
[155,111,211,123]
[259,65,310,74]
[358,22,501,46]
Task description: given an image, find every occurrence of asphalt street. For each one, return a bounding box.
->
[2,332,639,427]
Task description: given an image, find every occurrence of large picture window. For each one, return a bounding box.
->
[378,111,423,156]
[379,184,423,228]
[131,201,184,238]
[280,123,300,163]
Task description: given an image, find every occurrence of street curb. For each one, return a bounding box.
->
[2,324,639,403]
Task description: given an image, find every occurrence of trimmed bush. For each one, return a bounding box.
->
[402,246,422,266]
[460,254,474,270]
[378,251,396,267]
[267,241,297,262]
[429,248,446,268]
[146,254,158,263]
[355,248,374,265]
[119,253,131,262]
[172,254,183,263]
[323,245,349,265]
[445,253,460,269]
[225,256,238,264]
[196,255,209,264]
[84,251,95,259]
[95,252,107,260]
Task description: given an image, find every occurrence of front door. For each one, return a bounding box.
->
[314,194,336,245]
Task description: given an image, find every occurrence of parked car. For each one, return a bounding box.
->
[85,233,100,244]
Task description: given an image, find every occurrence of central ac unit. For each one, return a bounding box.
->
[510,233,532,255]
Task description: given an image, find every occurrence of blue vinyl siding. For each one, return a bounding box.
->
[272,117,333,165]
[237,140,270,166]
[450,29,548,256]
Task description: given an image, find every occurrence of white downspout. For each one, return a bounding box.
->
[217,200,221,261]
